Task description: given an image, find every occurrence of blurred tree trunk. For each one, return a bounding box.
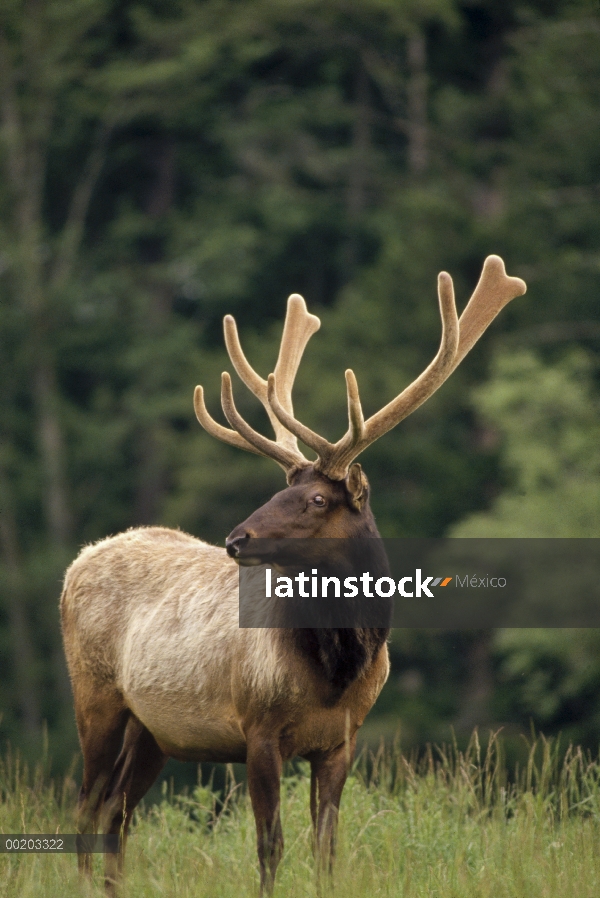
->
[348,59,371,223]
[345,58,371,270]
[407,29,428,177]
[0,9,114,550]
[0,23,70,549]
[134,137,176,524]
[455,630,494,732]
[0,483,41,737]
[32,354,72,549]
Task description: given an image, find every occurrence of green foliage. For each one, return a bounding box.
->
[494,629,600,739]
[379,349,600,748]
[451,349,600,537]
[444,349,600,743]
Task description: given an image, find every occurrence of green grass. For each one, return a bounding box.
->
[2,734,600,896]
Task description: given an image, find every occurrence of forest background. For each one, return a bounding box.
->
[1,0,600,780]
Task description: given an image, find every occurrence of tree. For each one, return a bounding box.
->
[2,0,600,762]
[450,349,600,538]
[449,348,600,742]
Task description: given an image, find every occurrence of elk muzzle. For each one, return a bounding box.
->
[225,532,250,559]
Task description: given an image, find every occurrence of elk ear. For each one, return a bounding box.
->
[285,465,303,485]
[346,463,369,510]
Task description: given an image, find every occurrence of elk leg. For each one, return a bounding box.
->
[75,687,129,876]
[310,735,356,878]
[101,715,166,896]
[246,735,283,894]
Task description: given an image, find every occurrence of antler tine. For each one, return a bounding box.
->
[327,255,525,479]
[220,373,307,472]
[345,369,366,444]
[193,385,265,458]
[267,273,459,478]
[223,294,320,451]
[453,254,526,370]
[354,269,460,444]
[273,294,321,417]
[266,363,376,477]
[268,270,461,480]
[195,294,320,475]
[305,369,367,474]
[321,270,460,477]
[267,373,333,461]
[223,315,265,398]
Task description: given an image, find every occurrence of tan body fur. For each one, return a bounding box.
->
[61,527,389,765]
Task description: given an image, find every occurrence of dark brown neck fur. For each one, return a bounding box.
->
[292,627,389,696]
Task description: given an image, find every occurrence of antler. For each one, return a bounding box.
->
[267,255,526,480]
[194,294,320,475]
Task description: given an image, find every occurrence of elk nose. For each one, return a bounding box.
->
[225,534,249,558]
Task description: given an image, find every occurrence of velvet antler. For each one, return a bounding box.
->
[266,256,526,480]
[194,294,319,475]
[196,256,526,481]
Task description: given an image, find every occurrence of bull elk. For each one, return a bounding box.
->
[60,255,526,893]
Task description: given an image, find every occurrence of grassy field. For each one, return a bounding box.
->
[2,734,600,897]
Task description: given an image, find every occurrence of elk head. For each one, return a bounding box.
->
[194,255,526,561]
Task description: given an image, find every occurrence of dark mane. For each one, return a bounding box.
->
[292,627,390,695]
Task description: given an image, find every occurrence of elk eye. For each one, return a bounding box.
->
[311,495,326,507]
